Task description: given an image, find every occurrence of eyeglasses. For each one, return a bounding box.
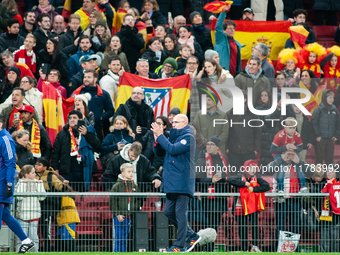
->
[164,64,173,69]
[206,143,216,147]
[131,92,144,95]
[172,121,184,124]
[187,62,198,65]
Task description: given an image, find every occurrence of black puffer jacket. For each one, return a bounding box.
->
[32,28,54,53]
[59,26,83,57]
[313,0,340,10]
[150,11,164,28]
[0,33,24,52]
[16,142,35,168]
[297,114,315,149]
[191,25,213,52]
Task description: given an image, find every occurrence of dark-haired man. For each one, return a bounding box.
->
[0,19,25,52]
[32,13,54,53]
[19,11,37,38]
[59,14,83,57]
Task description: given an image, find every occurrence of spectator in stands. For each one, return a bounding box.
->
[32,13,54,53]
[114,86,155,138]
[84,10,110,38]
[100,56,124,106]
[1,88,26,129]
[12,130,35,168]
[103,141,161,191]
[241,7,255,21]
[15,164,46,253]
[100,115,134,169]
[162,34,180,59]
[109,163,141,252]
[167,107,180,127]
[177,44,192,70]
[3,0,23,25]
[300,42,327,78]
[138,115,169,171]
[52,109,101,191]
[75,0,96,31]
[313,0,339,26]
[178,26,204,65]
[0,18,24,53]
[299,69,319,94]
[190,1,215,24]
[1,51,34,79]
[10,104,51,160]
[90,53,106,80]
[0,66,21,103]
[13,34,37,75]
[292,105,314,161]
[51,15,66,36]
[31,0,58,29]
[35,156,69,252]
[194,92,229,153]
[226,90,262,171]
[37,69,67,99]
[135,58,159,79]
[91,18,110,53]
[156,57,177,78]
[101,35,130,72]
[214,5,241,76]
[277,48,302,85]
[204,49,220,65]
[0,2,9,35]
[69,35,94,80]
[251,0,284,21]
[95,0,115,30]
[285,23,316,49]
[140,0,164,28]
[190,11,213,52]
[71,69,114,141]
[141,37,165,73]
[59,14,83,58]
[116,14,145,73]
[235,57,271,105]
[174,55,201,78]
[227,160,269,252]
[289,9,316,43]
[251,43,275,80]
[191,121,206,161]
[36,38,69,88]
[312,90,340,165]
[19,11,36,38]
[73,93,95,127]
[275,72,299,99]
[195,135,228,251]
[167,15,186,35]
[155,24,167,43]
[271,151,307,240]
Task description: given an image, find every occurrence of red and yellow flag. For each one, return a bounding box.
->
[42,82,65,146]
[204,1,233,13]
[289,25,309,50]
[299,81,321,117]
[62,0,72,19]
[211,20,291,60]
[116,73,191,118]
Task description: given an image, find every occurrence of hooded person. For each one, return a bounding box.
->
[312,89,340,165]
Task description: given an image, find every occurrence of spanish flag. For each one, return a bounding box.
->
[211,20,291,60]
[289,25,309,50]
[42,82,65,146]
[116,73,191,118]
[299,81,320,116]
[62,0,72,19]
[204,1,233,13]
[115,9,127,33]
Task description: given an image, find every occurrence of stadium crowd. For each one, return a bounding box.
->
[0,0,340,253]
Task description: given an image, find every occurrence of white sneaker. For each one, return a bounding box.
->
[251,245,262,252]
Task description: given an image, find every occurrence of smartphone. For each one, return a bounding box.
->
[14,113,20,119]
[120,139,127,145]
[168,12,172,22]
[77,120,86,130]
[41,63,51,75]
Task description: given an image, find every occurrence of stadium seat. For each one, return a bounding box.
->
[99,206,113,250]
[82,193,109,209]
[313,26,338,41]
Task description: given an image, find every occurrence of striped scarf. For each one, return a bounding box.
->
[69,127,82,163]
[15,46,36,73]
[205,149,227,178]
[18,119,41,158]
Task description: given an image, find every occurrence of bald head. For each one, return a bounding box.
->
[53,15,65,34]
[172,114,188,129]
[131,87,144,104]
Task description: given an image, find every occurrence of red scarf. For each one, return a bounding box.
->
[18,118,41,158]
[320,178,337,221]
[205,149,228,178]
[69,126,82,163]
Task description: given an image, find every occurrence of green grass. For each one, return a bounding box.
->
[3,253,340,255]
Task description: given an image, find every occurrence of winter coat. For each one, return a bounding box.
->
[0,82,16,104]
[296,114,315,149]
[1,104,39,130]
[16,142,36,169]
[32,27,55,53]
[116,25,145,73]
[176,57,187,71]
[68,47,94,80]
[0,33,24,53]
[226,106,262,154]
[313,0,340,11]
[312,103,340,139]
[36,49,69,88]
[31,5,58,29]
[15,179,46,221]
[162,44,180,59]
[51,124,101,175]
[59,26,83,57]
[0,129,16,203]
[35,169,64,192]
[99,69,120,106]
[141,48,165,73]
[149,11,164,28]
[191,25,213,52]
[251,0,284,20]
[19,23,37,38]
[101,51,130,73]
[109,175,141,216]
[234,69,271,105]
[101,128,134,153]
[261,57,275,80]
[154,125,196,196]
[214,12,242,73]
[0,3,9,34]
[102,144,161,191]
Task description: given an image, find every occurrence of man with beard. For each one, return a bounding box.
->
[32,13,54,53]
[19,11,36,38]
[242,8,255,21]
[52,15,66,36]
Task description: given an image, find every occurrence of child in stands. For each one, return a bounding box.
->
[176,44,192,70]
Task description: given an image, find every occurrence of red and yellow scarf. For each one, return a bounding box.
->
[18,119,41,157]
[69,127,82,163]
[205,149,228,178]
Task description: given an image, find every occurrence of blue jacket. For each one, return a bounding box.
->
[154,125,196,196]
[214,11,242,73]
[69,47,94,80]
[101,129,134,153]
[0,129,16,203]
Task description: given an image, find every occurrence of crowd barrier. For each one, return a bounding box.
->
[4,181,338,252]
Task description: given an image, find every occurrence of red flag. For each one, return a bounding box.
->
[289,25,309,50]
[204,1,233,13]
